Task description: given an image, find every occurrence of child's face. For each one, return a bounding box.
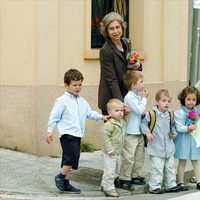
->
[65,80,82,96]
[157,95,171,113]
[185,93,197,110]
[132,78,144,92]
[108,103,124,120]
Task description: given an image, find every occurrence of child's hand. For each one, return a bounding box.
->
[123,104,131,115]
[170,132,176,140]
[142,88,148,98]
[146,132,155,141]
[46,133,53,144]
[108,151,118,156]
[188,124,197,131]
[102,115,110,121]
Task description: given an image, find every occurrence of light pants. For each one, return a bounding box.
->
[101,153,120,191]
[119,135,144,180]
[149,155,177,191]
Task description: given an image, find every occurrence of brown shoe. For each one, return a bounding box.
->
[104,189,119,197]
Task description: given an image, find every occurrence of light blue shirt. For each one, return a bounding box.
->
[47,91,103,138]
[124,90,147,135]
[141,105,176,158]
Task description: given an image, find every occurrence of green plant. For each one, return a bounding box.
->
[80,141,99,152]
[3,146,19,152]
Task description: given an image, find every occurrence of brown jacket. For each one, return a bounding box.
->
[98,38,131,111]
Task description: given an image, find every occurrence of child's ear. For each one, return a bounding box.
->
[131,82,136,88]
[64,83,69,88]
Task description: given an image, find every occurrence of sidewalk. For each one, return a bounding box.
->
[0,148,199,200]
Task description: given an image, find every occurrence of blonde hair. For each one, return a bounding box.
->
[155,89,171,101]
[123,70,143,90]
[107,98,123,112]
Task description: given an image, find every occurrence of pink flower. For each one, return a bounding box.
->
[188,111,195,118]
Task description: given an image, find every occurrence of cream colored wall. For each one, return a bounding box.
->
[0,0,189,155]
[1,0,188,86]
[36,0,101,86]
[0,0,36,86]
[130,0,188,82]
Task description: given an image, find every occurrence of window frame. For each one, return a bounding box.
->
[83,0,147,60]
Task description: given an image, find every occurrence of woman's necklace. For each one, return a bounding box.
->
[113,40,123,52]
[116,44,124,52]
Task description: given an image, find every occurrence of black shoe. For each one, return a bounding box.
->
[65,184,81,194]
[165,186,181,193]
[149,188,164,194]
[55,173,65,191]
[197,182,200,190]
[114,177,120,188]
[119,179,134,190]
[177,183,188,191]
[131,176,146,185]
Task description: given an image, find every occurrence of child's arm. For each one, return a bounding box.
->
[146,132,155,141]
[142,88,148,98]
[174,111,192,133]
[170,115,177,139]
[125,94,147,116]
[46,133,53,144]
[46,99,65,144]
[123,103,131,115]
[102,115,110,121]
[101,123,116,155]
[85,101,109,121]
[141,112,155,141]
[188,124,197,131]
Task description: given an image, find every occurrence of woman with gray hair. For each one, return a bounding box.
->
[98,12,145,194]
[98,12,142,115]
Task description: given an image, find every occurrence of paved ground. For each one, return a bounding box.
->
[0,148,199,200]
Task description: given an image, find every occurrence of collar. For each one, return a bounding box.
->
[153,105,171,116]
[109,118,123,126]
[107,38,129,60]
[182,106,196,113]
[128,90,140,98]
[64,91,79,98]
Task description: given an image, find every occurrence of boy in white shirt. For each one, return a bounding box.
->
[46,69,108,193]
[119,70,148,190]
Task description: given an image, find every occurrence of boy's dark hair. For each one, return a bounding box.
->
[178,86,200,106]
[123,70,143,90]
[64,69,84,85]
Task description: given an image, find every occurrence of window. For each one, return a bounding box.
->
[91,0,129,48]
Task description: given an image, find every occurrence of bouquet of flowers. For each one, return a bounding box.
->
[126,51,142,70]
[186,110,200,125]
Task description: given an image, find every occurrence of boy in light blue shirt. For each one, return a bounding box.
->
[46,69,108,194]
[141,89,181,194]
[119,70,148,190]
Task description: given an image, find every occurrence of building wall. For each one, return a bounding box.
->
[0,0,188,155]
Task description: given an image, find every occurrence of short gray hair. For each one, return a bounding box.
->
[100,12,127,38]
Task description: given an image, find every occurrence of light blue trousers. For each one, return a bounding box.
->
[149,155,177,191]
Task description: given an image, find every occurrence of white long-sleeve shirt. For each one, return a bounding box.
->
[47,91,103,138]
[124,90,147,135]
